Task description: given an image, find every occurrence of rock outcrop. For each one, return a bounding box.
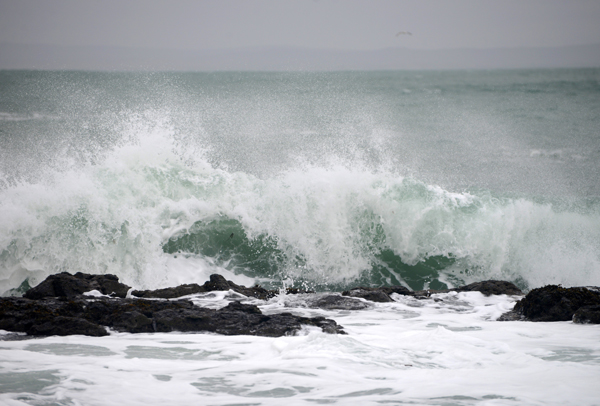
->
[0,295,345,337]
[307,295,372,310]
[23,272,131,299]
[452,280,523,296]
[572,305,600,324]
[131,274,311,300]
[343,280,523,302]
[499,285,600,322]
[7,271,588,338]
[342,286,411,303]
[1,273,345,337]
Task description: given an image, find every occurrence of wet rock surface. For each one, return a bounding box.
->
[342,286,411,302]
[307,295,372,310]
[6,272,593,338]
[453,280,524,296]
[23,272,131,300]
[2,273,346,337]
[411,280,524,298]
[0,295,345,337]
[499,285,600,322]
[572,305,600,324]
[343,280,522,302]
[131,274,312,300]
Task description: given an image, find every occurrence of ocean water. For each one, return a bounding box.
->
[1,69,600,405]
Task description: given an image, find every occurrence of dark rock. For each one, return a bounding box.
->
[0,297,108,336]
[152,307,219,333]
[27,316,108,337]
[7,272,347,337]
[223,300,262,314]
[496,310,525,321]
[308,295,371,310]
[342,286,412,302]
[342,280,521,303]
[203,274,233,291]
[342,288,393,303]
[112,310,155,333]
[132,274,277,300]
[412,280,523,298]
[0,295,345,337]
[204,274,276,300]
[161,301,345,337]
[23,272,131,299]
[132,283,204,299]
[385,286,413,295]
[73,272,132,298]
[503,285,600,322]
[454,280,523,296]
[572,305,600,324]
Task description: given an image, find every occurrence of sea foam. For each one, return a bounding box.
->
[1,116,599,295]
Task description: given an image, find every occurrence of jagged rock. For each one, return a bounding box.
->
[344,289,393,303]
[150,301,344,336]
[0,295,346,337]
[413,280,524,298]
[0,297,109,336]
[307,295,371,310]
[132,274,276,300]
[5,271,544,337]
[454,280,523,296]
[496,311,525,321]
[112,310,155,333]
[500,285,600,322]
[27,316,108,337]
[342,286,412,302]
[342,280,522,303]
[23,272,131,299]
[572,305,600,324]
[131,283,205,299]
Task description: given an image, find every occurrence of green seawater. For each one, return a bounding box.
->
[1,69,599,293]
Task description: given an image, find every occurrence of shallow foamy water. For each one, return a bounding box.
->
[1,291,599,406]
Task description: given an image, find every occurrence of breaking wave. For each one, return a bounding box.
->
[1,120,599,295]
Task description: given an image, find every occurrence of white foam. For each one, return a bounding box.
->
[83,290,107,297]
[1,294,598,405]
[1,110,600,294]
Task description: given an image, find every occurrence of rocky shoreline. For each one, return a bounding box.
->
[1,272,599,338]
[498,284,600,323]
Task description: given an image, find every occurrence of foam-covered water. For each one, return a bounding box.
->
[1,69,600,404]
[2,292,600,405]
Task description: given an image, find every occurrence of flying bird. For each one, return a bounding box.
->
[396,31,412,36]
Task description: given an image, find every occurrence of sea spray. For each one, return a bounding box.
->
[2,128,599,294]
[1,70,600,294]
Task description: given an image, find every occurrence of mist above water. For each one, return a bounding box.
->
[1,70,599,295]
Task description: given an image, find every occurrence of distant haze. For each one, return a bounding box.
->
[1,0,600,70]
[1,43,599,71]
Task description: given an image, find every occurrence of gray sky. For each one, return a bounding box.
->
[1,0,599,51]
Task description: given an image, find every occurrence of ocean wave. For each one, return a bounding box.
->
[1,126,599,295]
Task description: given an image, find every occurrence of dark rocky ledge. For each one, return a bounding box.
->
[23,272,132,300]
[22,272,312,302]
[1,273,344,337]
[7,272,596,338]
[0,296,345,337]
[132,274,313,300]
[498,285,600,323]
[306,295,373,310]
[572,305,600,324]
[343,280,523,303]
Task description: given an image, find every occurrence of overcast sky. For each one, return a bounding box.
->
[1,0,599,52]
